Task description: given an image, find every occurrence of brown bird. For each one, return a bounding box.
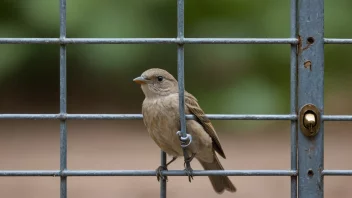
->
[133,68,236,194]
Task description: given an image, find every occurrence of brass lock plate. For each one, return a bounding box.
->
[299,104,321,137]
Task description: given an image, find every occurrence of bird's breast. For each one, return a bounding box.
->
[143,98,180,133]
[142,96,183,156]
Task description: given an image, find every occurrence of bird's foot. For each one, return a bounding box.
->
[184,166,194,183]
[176,131,192,148]
[156,165,168,182]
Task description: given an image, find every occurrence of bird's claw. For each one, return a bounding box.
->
[176,131,192,148]
[156,165,168,182]
[184,167,194,183]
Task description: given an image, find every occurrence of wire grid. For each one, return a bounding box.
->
[0,0,352,198]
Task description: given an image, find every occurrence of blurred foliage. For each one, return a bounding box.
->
[0,0,352,131]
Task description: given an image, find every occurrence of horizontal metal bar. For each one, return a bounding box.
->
[4,170,352,176]
[0,114,296,120]
[1,38,352,45]
[0,38,297,44]
[321,115,352,121]
[1,114,352,121]
[324,38,352,44]
[323,170,352,176]
[0,170,297,177]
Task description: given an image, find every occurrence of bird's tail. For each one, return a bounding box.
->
[198,154,236,194]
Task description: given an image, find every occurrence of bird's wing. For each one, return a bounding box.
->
[185,92,226,159]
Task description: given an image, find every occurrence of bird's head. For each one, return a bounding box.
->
[133,68,179,98]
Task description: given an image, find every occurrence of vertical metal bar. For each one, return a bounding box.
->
[297,0,324,197]
[160,151,167,198]
[59,0,67,198]
[176,0,191,168]
[290,0,298,197]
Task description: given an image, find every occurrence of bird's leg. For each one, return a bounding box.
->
[176,131,194,182]
[183,153,196,182]
[166,156,178,166]
[183,153,196,167]
[156,156,178,182]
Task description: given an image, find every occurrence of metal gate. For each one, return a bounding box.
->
[1,0,351,197]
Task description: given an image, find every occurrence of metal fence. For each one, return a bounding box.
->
[0,0,352,198]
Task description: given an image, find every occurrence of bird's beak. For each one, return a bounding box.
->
[133,76,148,85]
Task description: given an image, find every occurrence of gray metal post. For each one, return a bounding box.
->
[59,0,67,198]
[290,0,298,197]
[297,0,324,197]
[160,151,167,198]
[176,0,192,174]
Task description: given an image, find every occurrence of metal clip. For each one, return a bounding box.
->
[176,131,192,148]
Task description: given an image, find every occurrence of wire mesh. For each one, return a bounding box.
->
[0,0,351,198]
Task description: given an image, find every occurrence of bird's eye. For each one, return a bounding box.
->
[157,76,163,82]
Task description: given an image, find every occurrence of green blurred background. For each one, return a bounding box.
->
[1,0,351,122]
[1,1,352,198]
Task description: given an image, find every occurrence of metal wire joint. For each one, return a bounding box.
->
[176,131,192,148]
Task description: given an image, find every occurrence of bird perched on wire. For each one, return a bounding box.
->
[133,68,236,194]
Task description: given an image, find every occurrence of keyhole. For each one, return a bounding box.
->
[308,169,314,177]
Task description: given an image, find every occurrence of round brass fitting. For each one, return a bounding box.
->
[299,104,321,137]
